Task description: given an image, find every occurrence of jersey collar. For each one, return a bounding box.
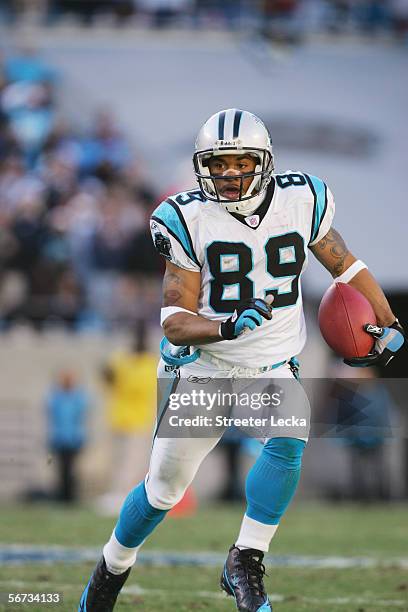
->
[229,178,275,230]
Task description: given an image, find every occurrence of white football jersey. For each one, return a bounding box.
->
[150,171,335,368]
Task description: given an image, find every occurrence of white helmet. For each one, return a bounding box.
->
[193,109,274,215]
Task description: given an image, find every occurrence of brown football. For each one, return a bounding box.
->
[318,282,376,359]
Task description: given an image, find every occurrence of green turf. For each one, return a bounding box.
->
[1,564,407,611]
[1,500,407,556]
[0,501,407,611]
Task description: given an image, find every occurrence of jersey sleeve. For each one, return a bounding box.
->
[150,200,201,272]
[305,175,335,246]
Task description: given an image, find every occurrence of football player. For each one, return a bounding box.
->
[78,109,405,612]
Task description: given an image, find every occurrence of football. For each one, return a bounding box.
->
[318,282,376,359]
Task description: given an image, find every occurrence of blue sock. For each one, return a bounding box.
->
[114,482,168,548]
[245,437,306,525]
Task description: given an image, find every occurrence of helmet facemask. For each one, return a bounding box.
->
[193,147,274,215]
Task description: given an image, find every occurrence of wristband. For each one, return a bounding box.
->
[334,260,367,284]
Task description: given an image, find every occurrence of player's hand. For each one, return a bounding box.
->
[344,320,406,367]
[220,296,273,340]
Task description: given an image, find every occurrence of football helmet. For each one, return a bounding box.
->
[193,109,274,215]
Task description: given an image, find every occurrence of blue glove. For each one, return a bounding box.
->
[344,320,406,367]
[220,297,273,340]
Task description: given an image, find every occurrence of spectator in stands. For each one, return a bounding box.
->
[80,109,132,179]
[4,45,57,85]
[96,320,156,514]
[1,81,55,165]
[39,149,79,208]
[137,0,191,27]
[0,48,159,333]
[47,266,85,329]
[120,159,157,210]
[0,112,19,158]
[353,1,391,34]
[49,0,100,26]
[323,364,395,501]
[91,185,144,271]
[0,0,17,25]
[46,368,91,502]
[0,152,44,219]
[261,0,303,43]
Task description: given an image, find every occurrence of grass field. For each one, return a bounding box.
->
[0,501,407,611]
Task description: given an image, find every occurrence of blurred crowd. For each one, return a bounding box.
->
[0,1,407,41]
[0,47,161,332]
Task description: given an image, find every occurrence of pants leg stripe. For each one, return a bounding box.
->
[152,371,180,442]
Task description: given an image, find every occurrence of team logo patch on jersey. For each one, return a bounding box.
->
[245,214,260,228]
[153,230,172,260]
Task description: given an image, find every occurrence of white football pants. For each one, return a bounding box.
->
[145,356,308,510]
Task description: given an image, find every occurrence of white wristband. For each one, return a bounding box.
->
[160,306,197,326]
[334,260,367,284]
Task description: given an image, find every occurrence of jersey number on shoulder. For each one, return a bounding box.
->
[275,173,306,189]
[206,232,305,313]
[167,191,206,206]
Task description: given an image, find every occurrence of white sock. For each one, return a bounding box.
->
[103,531,143,575]
[235,514,279,553]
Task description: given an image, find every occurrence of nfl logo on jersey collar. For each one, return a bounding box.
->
[245,214,260,228]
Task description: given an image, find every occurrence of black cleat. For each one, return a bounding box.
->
[220,546,272,612]
[78,556,131,611]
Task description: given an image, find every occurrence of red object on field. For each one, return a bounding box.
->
[168,487,197,518]
[318,282,376,359]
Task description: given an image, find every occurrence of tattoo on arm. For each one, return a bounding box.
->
[163,271,183,306]
[313,227,350,276]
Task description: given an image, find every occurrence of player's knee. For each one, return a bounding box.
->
[145,472,189,510]
[263,437,306,470]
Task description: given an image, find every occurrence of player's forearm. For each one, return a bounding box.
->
[348,269,395,327]
[163,312,222,346]
[311,228,396,327]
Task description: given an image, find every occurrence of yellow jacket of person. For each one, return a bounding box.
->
[106,351,157,433]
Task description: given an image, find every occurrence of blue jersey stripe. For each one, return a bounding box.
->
[164,199,200,266]
[152,201,200,267]
[305,174,328,243]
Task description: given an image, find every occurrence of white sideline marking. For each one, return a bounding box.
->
[1,544,408,569]
[0,581,406,607]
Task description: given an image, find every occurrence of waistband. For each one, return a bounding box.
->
[198,350,289,374]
